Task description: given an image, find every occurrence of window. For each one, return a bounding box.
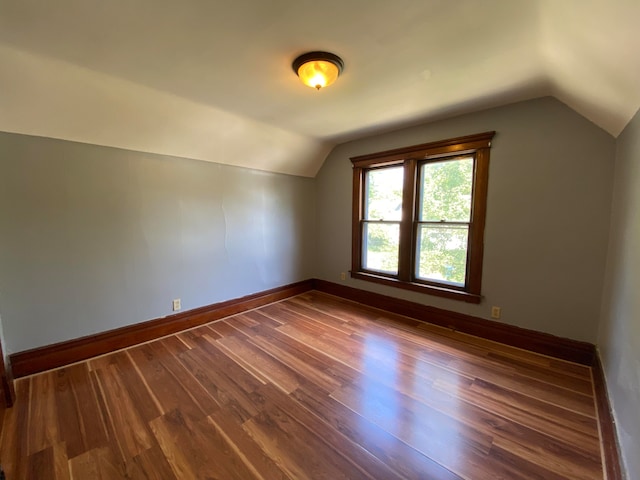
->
[351,131,495,303]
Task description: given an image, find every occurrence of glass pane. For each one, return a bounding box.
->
[416,224,468,286]
[363,222,400,274]
[420,157,473,222]
[365,166,404,221]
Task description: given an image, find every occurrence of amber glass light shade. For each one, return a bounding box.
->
[292,52,344,90]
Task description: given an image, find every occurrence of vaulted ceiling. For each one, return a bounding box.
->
[1,0,638,176]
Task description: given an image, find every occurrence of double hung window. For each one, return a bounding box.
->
[350,132,495,303]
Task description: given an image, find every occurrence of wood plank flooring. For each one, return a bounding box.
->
[0,291,604,479]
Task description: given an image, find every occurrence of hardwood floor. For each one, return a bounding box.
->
[0,291,604,479]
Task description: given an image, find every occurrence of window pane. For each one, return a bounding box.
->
[416,224,468,286]
[420,157,473,222]
[363,222,400,274]
[365,166,404,221]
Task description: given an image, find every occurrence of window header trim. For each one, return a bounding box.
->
[351,131,495,168]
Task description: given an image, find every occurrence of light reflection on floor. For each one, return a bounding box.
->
[361,333,399,423]
[357,331,463,473]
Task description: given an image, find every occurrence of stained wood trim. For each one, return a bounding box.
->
[350,131,496,167]
[398,158,417,282]
[351,166,364,275]
[592,350,624,480]
[10,280,314,378]
[0,339,15,407]
[350,271,482,303]
[466,147,490,294]
[350,132,494,302]
[314,279,595,365]
[9,276,601,389]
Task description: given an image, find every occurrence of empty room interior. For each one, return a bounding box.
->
[0,1,638,479]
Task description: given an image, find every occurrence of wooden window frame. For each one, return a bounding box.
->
[350,131,495,304]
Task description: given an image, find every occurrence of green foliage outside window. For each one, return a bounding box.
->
[364,167,402,273]
[418,158,473,285]
[418,225,468,285]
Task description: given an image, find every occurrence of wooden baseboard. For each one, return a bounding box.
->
[0,337,15,407]
[313,279,596,366]
[592,350,624,480]
[1,371,15,408]
[10,279,314,378]
[8,278,596,374]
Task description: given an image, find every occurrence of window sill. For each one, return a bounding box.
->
[350,271,482,304]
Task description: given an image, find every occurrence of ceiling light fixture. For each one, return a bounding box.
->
[292,51,344,90]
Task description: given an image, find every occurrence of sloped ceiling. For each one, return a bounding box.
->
[0,0,638,177]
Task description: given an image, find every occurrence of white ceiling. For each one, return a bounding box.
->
[1,0,638,176]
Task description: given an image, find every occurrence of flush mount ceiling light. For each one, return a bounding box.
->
[292,51,344,90]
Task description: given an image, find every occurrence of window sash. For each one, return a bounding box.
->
[414,222,470,288]
[361,220,401,275]
[418,155,474,224]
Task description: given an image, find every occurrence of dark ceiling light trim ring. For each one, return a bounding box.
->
[292,51,344,90]
[291,51,344,75]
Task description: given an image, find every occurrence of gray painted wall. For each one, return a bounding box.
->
[0,132,315,353]
[598,107,640,480]
[316,97,615,343]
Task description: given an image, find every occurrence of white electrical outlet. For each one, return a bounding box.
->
[340,272,346,280]
[491,306,501,319]
[172,298,181,311]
